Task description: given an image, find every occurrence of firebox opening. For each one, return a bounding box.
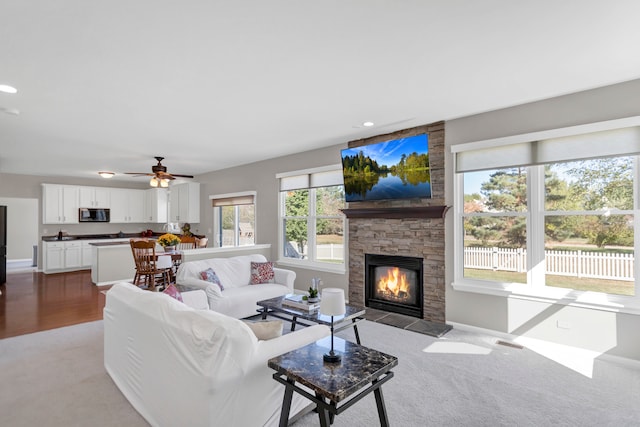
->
[365,254,423,319]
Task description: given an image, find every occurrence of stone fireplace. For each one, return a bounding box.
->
[345,122,446,323]
[365,254,424,318]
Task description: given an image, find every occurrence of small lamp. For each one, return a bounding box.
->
[150,177,159,187]
[320,288,346,363]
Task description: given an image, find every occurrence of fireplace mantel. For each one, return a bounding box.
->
[341,205,449,219]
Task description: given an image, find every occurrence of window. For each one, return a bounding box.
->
[210,192,255,248]
[453,118,640,305]
[463,167,528,284]
[277,166,346,271]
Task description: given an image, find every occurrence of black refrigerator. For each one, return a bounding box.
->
[0,205,6,285]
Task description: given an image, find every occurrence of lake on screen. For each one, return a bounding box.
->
[346,175,432,202]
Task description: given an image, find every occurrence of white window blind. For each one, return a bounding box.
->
[210,192,256,207]
[278,166,343,191]
[453,118,640,173]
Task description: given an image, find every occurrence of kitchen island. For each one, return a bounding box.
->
[90,241,138,286]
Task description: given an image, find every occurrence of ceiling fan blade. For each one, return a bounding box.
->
[125,172,153,177]
[125,157,195,180]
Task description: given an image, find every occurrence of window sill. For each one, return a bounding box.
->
[451,280,640,316]
[277,258,346,275]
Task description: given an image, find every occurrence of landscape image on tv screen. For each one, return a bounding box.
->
[341,133,431,202]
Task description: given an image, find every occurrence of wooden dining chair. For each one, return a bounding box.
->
[177,235,197,250]
[130,239,172,291]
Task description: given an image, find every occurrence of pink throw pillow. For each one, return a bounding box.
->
[163,283,183,302]
[251,261,275,284]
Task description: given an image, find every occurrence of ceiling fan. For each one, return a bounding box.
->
[125,156,194,187]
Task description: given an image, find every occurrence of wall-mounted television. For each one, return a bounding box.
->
[341,133,431,202]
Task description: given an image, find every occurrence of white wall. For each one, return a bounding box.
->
[0,197,38,261]
[445,79,640,361]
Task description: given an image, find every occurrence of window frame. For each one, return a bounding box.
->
[452,118,640,314]
[277,166,346,274]
[210,191,256,248]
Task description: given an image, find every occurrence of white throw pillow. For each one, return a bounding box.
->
[243,320,283,340]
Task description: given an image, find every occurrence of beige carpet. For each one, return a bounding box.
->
[2,319,640,426]
[0,321,147,427]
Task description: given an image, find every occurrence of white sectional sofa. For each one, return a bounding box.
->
[175,254,294,318]
[104,282,330,427]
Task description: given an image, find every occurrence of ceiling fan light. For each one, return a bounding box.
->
[160,179,169,188]
[98,171,115,178]
[150,177,159,187]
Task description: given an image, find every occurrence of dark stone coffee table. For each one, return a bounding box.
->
[268,336,397,427]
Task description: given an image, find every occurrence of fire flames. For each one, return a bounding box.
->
[376,267,411,301]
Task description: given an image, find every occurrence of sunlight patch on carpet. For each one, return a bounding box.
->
[514,336,601,378]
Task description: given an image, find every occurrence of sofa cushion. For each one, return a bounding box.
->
[162,284,183,302]
[250,261,275,284]
[243,319,283,340]
[176,254,269,289]
[200,268,224,291]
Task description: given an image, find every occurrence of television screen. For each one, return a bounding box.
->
[341,133,431,202]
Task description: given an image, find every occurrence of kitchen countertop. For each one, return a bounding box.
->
[42,232,161,242]
[90,241,137,247]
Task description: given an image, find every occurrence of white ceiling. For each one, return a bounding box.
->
[2,1,640,183]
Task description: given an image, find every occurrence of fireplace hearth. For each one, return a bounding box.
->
[365,254,423,319]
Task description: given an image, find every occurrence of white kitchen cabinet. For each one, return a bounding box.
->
[79,186,110,208]
[169,182,200,223]
[64,241,82,268]
[110,189,146,223]
[42,184,79,224]
[145,188,168,223]
[43,240,82,272]
[81,240,98,267]
[44,242,65,271]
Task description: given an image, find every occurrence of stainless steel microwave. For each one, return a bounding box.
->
[79,208,110,222]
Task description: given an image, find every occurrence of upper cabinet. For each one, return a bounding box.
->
[169,182,200,223]
[79,186,110,208]
[42,184,79,224]
[42,183,199,225]
[145,188,168,223]
[110,188,146,223]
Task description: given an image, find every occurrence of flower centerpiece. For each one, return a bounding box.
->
[157,233,181,251]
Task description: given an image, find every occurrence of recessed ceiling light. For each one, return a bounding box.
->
[362,121,374,127]
[0,84,18,94]
[98,171,115,178]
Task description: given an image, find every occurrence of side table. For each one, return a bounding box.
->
[268,336,398,427]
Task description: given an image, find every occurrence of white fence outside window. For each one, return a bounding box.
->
[464,247,634,282]
[289,243,344,261]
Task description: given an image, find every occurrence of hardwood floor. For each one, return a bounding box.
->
[0,269,107,339]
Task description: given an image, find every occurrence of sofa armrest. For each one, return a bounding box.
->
[273,267,295,291]
[180,290,209,310]
[177,277,223,302]
[255,324,330,360]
